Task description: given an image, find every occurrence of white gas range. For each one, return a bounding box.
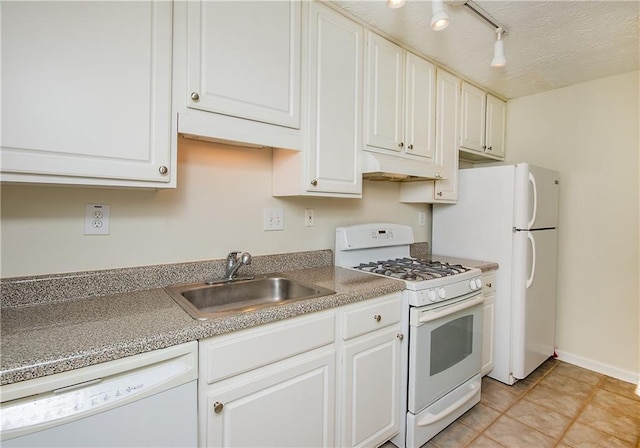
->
[335,223,485,448]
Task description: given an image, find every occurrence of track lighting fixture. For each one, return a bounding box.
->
[430,0,450,31]
[491,28,506,67]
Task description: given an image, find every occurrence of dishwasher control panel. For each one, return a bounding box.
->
[0,342,198,441]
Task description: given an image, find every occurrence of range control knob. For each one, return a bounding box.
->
[469,280,478,291]
[438,288,446,299]
[475,278,482,289]
[427,290,437,302]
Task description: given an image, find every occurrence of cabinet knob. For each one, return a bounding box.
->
[396,333,404,341]
[398,142,404,148]
[310,179,318,186]
[437,191,443,197]
[407,144,413,150]
[373,314,382,322]
[487,146,492,151]
[213,402,224,414]
[486,282,492,288]
[158,165,168,175]
[435,173,443,179]
[481,145,487,150]
[191,92,200,101]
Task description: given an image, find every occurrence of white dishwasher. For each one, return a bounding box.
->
[1,341,198,447]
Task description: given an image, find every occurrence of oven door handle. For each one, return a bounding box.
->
[416,379,480,426]
[417,295,485,324]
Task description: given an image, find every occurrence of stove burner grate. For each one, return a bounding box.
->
[354,258,470,281]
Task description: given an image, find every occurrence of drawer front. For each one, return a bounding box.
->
[342,293,402,340]
[201,310,335,384]
[483,272,496,295]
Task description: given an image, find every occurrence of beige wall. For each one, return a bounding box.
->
[505,71,639,381]
[0,138,430,278]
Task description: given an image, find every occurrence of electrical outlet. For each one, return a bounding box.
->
[304,208,315,227]
[263,207,284,231]
[85,204,111,235]
[418,211,427,226]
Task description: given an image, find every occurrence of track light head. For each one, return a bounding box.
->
[491,28,507,67]
[431,0,450,30]
[386,0,407,9]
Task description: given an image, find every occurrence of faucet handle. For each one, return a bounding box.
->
[227,251,240,260]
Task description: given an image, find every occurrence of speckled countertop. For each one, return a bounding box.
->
[1,261,404,386]
[1,248,497,386]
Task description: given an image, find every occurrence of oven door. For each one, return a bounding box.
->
[408,293,484,414]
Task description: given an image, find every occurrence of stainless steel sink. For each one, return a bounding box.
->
[164,274,336,320]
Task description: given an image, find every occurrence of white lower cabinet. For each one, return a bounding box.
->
[481,270,496,376]
[203,349,336,447]
[198,293,402,447]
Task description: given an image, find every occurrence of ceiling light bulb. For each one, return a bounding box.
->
[491,28,506,67]
[387,0,407,9]
[431,0,450,30]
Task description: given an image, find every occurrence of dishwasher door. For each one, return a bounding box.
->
[1,341,198,447]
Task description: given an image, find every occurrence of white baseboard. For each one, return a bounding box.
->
[555,350,639,387]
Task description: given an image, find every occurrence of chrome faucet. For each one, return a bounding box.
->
[206,251,254,284]
[225,251,252,280]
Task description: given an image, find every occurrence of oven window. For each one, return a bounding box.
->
[430,315,473,376]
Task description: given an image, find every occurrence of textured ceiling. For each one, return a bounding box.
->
[329,0,640,99]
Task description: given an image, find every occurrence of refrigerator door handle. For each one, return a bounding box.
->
[527,172,538,229]
[527,232,536,288]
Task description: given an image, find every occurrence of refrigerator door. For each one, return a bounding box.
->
[514,164,559,230]
[511,228,558,379]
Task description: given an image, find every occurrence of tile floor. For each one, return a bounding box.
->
[386,358,640,448]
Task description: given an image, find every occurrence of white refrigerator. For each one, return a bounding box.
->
[432,163,559,385]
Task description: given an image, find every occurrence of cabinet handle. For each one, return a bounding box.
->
[407,144,413,150]
[213,402,224,414]
[310,179,318,186]
[158,165,168,175]
[191,92,200,101]
[396,333,404,341]
[486,282,492,288]
[373,314,382,322]
[487,146,492,151]
[481,145,487,150]
[398,142,404,148]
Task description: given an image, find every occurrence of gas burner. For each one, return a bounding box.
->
[353,258,470,282]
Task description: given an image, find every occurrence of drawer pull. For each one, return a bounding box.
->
[373,314,382,322]
[213,402,224,414]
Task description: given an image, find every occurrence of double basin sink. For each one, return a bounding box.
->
[164,274,336,320]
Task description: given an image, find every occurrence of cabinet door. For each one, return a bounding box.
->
[481,272,496,376]
[186,1,301,129]
[485,95,507,159]
[459,82,486,153]
[204,349,335,448]
[364,33,404,152]
[433,70,460,202]
[341,327,402,448]
[306,2,363,195]
[1,1,173,187]
[404,53,436,161]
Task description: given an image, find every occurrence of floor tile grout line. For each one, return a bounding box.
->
[551,374,608,448]
[458,361,558,448]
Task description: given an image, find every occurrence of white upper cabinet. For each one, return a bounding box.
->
[186,1,301,129]
[364,33,437,163]
[273,1,363,197]
[1,1,174,188]
[400,70,460,204]
[176,0,304,151]
[460,81,506,161]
